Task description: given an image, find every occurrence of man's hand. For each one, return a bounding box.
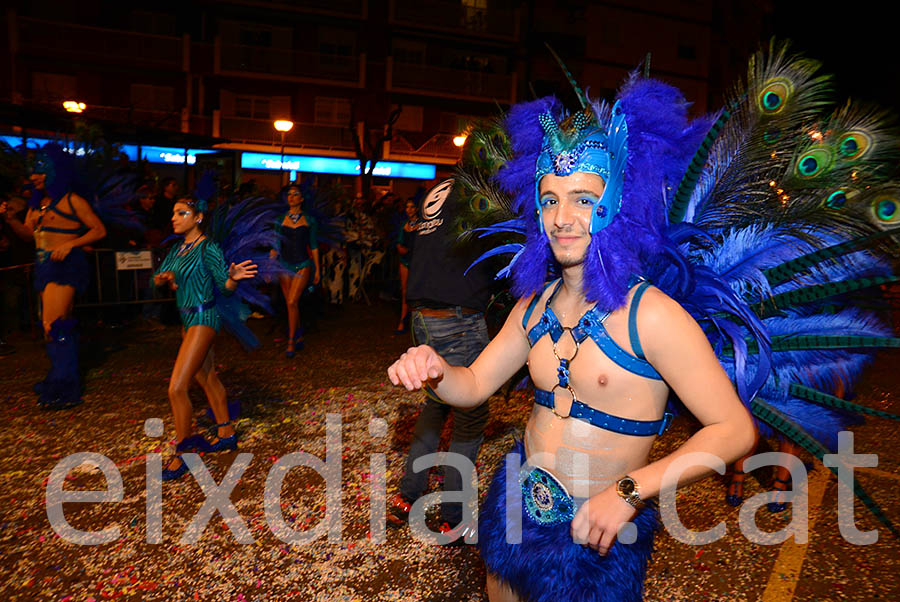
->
[50,242,74,261]
[388,345,445,391]
[154,271,177,290]
[570,487,637,556]
[313,268,321,285]
[229,260,258,282]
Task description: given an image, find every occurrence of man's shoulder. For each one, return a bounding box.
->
[631,285,701,359]
[632,284,685,324]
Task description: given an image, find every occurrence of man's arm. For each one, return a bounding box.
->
[2,202,34,241]
[627,287,756,494]
[388,296,533,408]
[571,287,756,553]
[49,194,106,260]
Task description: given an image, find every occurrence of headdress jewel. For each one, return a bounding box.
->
[534,101,628,234]
[186,197,209,214]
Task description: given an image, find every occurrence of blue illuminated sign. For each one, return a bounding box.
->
[240,153,436,180]
[1,136,213,165]
[120,145,215,165]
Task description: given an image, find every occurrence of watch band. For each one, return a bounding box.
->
[616,475,645,510]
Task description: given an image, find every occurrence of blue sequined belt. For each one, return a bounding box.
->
[179,299,216,315]
[533,388,672,436]
[522,467,576,526]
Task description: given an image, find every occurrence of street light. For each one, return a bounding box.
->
[63,100,86,113]
[274,120,294,133]
[274,120,294,181]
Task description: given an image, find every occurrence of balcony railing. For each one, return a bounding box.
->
[388,58,515,104]
[17,17,182,69]
[217,41,364,87]
[391,131,461,161]
[218,116,357,150]
[390,0,519,40]
[89,106,184,131]
[23,99,187,133]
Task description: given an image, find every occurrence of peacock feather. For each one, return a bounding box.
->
[450,41,900,534]
[452,117,516,241]
[751,399,900,538]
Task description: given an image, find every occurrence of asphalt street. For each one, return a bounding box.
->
[1,300,898,601]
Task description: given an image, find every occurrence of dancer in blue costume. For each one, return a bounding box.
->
[153,195,258,481]
[270,183,320,357]
[389,74,757,601]
[21,145,106,409]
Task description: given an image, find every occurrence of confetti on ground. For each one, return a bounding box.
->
[1,301,898,600]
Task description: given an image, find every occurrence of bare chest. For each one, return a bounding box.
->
[527,337,668,421]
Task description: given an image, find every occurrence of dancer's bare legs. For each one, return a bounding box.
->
[280,266,310,354]
[192,344,234,443]
[166,324,216,469]
[40,282,75,338]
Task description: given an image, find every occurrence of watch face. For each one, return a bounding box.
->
[618,478,635,496]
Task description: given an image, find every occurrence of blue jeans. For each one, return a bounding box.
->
[399,309,490,525]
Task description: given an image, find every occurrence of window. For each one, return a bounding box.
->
[222,91,288,120]
[393,105,423,132]
[440,112,477,134]
[393,40,425,65]
[315,97,352,126]
[319,27,356,65]
[447,51,496,73]
[239,27,273,47]
[461,0,488,32]
[32,72,77,102]
[235,96,271,119]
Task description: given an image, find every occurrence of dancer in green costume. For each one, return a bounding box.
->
[153,195,257,481]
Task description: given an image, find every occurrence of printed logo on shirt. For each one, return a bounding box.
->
[418,178,453,236]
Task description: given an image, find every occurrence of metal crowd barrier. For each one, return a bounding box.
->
[2,249,176,315]
[78,247,175,308]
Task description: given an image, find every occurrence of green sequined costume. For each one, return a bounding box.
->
[155,239,233,331]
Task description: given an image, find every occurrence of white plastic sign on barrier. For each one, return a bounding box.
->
[115,251,153,270]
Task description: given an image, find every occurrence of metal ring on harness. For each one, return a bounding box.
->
[552,327,580,363]
[549,383,577,419]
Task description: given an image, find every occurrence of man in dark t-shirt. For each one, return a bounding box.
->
[387,178,495,544]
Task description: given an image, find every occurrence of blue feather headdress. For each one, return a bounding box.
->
[29,143,77,209]
[496,74,713,312]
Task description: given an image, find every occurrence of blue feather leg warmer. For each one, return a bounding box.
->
[479,441,658,602]
[35,318,83,409]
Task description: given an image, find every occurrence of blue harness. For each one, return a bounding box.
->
[34,195,89,235]
[523,280,673,437]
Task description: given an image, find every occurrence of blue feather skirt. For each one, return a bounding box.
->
[479,441,658,602]
[34,248,90,293]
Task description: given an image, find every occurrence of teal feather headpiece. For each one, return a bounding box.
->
[534,103,628,234]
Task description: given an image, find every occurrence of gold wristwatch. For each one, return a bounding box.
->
[615,475,645,510]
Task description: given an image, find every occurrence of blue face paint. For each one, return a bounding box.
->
[539,193,558,208]
[534,101,628,235]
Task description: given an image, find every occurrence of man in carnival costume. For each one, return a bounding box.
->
[388,74,756,600]
[17,144,106,409]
